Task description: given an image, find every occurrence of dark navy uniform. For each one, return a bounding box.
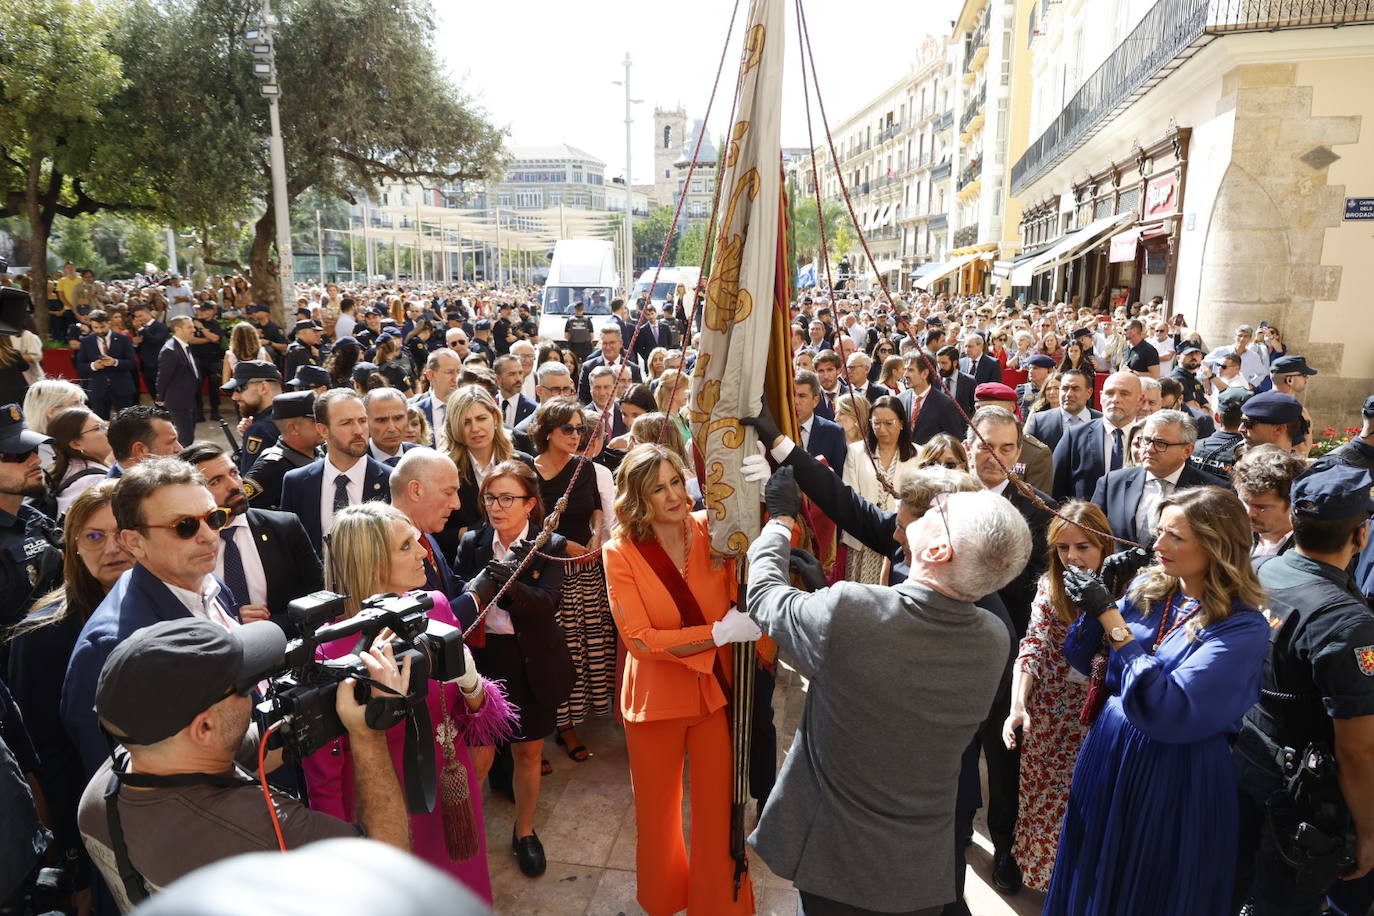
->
[1234,465,1374,914]
[239,404,280,474]
[1170,365,1207,407]
[564,312,594,360]
[282,340,324,382]
[0,406,63,643]
[244,441,315,510]
[1015,382,1039,416]
[1191,429,1245,480]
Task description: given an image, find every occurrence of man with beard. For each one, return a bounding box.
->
[179,441,321,634]
[279,388,392,553]
[244,391,322,510]
[222,360,283,474]
[1169,345,1208,410]
[0,406,63,641]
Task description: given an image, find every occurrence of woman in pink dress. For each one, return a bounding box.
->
[304,502,516,903]
[1000,500,1115,891]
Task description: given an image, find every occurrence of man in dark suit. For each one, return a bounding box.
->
[75,309,137,420]
[576,325,642,403]
[811,350,846,420]
[1052,371,1143,500]
[586,364,632,438]
[936,345,977,417]
[629,306,671,366]
[845,352,888,403]
[61,457,238,775]
[958,333,1004,386]
[410,348,462,446]
[794,369,846,475]
[1091,409,1228,547]
[156,316,202,447]
[388,448,482,632]
[899,353,966,445]
[129,304,169,398]
[1025,367,1100,452]
[280,388,393,553]
[494,354,537,429]
[362,387,418,467]
[180,442,323,634]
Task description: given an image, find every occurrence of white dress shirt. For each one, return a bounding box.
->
[799,416,814,451]
[369,441,402,464]
[1135,463,1186,539]
[180,338,198,377]
[320,456,368,535]
[1062,405,1092,425]
[164,575,238,630]
[430,398,447,447]
[484,529,519,635]
[1101,416,1132,473]
[215,514,268,608]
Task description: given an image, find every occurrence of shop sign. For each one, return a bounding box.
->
[1109,229,1140,263]
[1145,173,1178,218]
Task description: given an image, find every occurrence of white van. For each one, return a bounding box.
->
[631,266,701,312]
[538,239,620,342]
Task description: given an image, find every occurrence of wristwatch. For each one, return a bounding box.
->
[1107,625,1132,644]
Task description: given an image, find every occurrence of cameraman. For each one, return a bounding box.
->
[77,618,409,912]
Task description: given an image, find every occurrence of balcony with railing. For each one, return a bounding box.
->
[930,160,953,181]
[877,120,910,144]
[1011,0,1374,193]
[928,213,949,230]
[964,8,992,76]
[957,157,983,191]
[953,224,980,248]
[933,109,954,132]
[959,84,987,134]
[843,140,873,163]
[865,225,901,241]
[870,174,902,194]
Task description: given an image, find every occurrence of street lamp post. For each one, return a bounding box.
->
[613,54,641,300]
[247,1,292,317]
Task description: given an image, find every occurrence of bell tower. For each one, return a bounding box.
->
[653,105,687,208]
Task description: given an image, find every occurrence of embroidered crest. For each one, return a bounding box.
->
[243,477,261,499]
[8,406,19,422]
[246,436,262,455]
[1355,645,1374,676]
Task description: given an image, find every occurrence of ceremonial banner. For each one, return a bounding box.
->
[690,0,791,559]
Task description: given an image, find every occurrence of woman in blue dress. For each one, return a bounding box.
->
[1046,485,1270,915]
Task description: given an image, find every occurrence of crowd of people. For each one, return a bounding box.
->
[0,264,1372,916]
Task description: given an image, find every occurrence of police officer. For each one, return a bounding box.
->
[189,302,225,422]
[1192,386,1252,480]
[249,306,288,365]
[287,364,331,397]
[1169,344,1209,409]
[1017,354,1056,415]
[1234,462,1374,914]
[220,360,282,473]
[242,391,320,510]
[282,320,325,382]
[564,301,594,361]
[0,406,63,650]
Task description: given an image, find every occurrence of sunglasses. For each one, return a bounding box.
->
[556,423,587,436]
[141,507,233,539]
[0,448,38,464]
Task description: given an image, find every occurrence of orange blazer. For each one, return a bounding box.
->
[604,511,743,723]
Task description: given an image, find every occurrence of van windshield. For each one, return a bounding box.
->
[542,286,613,315]
[632,281,678,302]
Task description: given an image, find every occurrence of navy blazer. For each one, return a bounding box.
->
[244,508,323,634]
[410,391,440,443]
[499,392,538,429]
[155,339,199,410]
[899,387,967,445]
[576,353,643,403]
[419,531,480,633]
[279,456,393,553]
[802,414,847,476]
[1090,464,1230,547]
[1025,407,1101,452]
[1053,418,1131,501]
[75,332,137,399]
[61,564,233,776]
[935,371,977,416]
[959,354,1004,386]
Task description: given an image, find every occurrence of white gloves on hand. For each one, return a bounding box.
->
[741,443,771,483]
[453,643,481,693]
[711,606,763,646]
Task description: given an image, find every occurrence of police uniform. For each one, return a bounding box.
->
[282,326,324,382]
[1191,429,1245,480]
[565,310,594,359]
[1234,464,1374,914]
[220,360,283,473]
[0,406,63,636]
[1015,382,1038,415]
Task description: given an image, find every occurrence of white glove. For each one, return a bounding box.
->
[452,643,481,693]
[741,443,771,483]
[711,606,762,646]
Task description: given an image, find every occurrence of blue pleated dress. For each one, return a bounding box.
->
[1044,589,1270,915]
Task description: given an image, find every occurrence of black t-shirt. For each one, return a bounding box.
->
[537,456,601,543]
[1124,339,1160,374]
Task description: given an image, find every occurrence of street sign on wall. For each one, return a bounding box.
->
[1344,198,1374,220]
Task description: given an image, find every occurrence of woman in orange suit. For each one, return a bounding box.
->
[604,443,760,916]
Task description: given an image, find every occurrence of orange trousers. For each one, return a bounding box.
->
[623,704,756,916]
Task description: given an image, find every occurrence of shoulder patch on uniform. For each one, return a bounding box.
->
[243,478,261,499]
[1356,646,1374,676]
[246,436,262,455]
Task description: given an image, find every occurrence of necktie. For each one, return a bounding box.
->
[220,528,250,616]
[333,474,351,514]
[1110,427,1124,471]
[1137,477,1173,542]
[909,393,925,432]
[99,335,109,356]
[385,455,401,468]
[502,398,513,427]
[186,344,197,378]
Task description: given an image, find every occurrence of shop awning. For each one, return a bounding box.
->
[910,261,944,280]
[1010,212,1135,287]
[1109,228,1140,263]
[913,251,980,290]
[993,243,1053,282]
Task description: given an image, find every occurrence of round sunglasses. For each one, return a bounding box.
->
[140,507,234,539]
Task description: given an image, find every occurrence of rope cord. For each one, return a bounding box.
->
[794,0,1140,549]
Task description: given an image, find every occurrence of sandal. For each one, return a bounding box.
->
[541,757,553,776]
[555,729,592,762]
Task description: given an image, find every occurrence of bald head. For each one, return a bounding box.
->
[1101,371,1143,427]
[390,448,461,533]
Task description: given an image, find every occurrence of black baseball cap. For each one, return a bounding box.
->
[272,389,317,419]
[288,365,330,390]
[0,404,51,453]
[352,362,380,384]
[96,619,286,746]
[220,359,282,391]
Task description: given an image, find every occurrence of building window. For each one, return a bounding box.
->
[498,194,510,207]
[689,200,705,218]
[515,190,541,208]
[663,125,673,149]
[691,179,703,193]
[664,169,671,179]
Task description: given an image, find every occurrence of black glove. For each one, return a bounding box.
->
[505,538,535,569]
[789,547,827,592]
[1062,566,1114,618]
[764,465,802,520]
[739,397,783,448]
[1100,547,1153,598]
[484,556,516,587]
[468,569,501,606]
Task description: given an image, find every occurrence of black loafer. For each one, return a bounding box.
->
[512,829,546,877]
[991,850,1023,895]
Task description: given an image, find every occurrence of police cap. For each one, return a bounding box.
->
[288,365,330,390]
[0,404,51,453]
[1241,391,1303,425]
[1270,355,1318,377]
[220,359,282,392]
[271,390,317,420]
[1291,462,1374,521]
[352,362,380,385]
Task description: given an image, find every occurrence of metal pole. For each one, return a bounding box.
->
[622,52,635,296]
[495,204,503,286]
[347,219,355,280]
[316,209,324,284]
[261,0,293,318]
[165,228,179,275]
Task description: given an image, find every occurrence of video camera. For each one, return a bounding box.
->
[255,590,466,763]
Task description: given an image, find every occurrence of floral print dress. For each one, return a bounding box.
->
[1011,577,1092,891]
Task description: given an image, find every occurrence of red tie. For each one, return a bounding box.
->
[909,393,925,432]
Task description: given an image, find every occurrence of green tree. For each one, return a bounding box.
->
[123,221,167,273]
[675,222,709,269]
[788,190,857,278]
[53,216,101,271]
[634,205,678,270]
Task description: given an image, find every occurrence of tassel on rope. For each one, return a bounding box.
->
[437,714,481,862]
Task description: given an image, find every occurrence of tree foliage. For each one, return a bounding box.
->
[675,222,710,270]
[634,205,679,270]
[788,191,856,270]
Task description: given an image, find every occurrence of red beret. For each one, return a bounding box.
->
[975,382,1018,403]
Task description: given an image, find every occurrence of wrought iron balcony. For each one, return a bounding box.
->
[1011,0,1374,193]
[964,8,992,72]
[866,225,901,241]
[930,160,953,181]
[959,84,987,132]
[928,214,949,230]
[933,110,954,131]
[957,157,982,191]
[954,224,980,248]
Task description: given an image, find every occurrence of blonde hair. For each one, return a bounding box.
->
[612,443,687,541]
[834,393,871,443]
[324,502,414,619]
[1127,487,1266,637]
[629,412,690,467]
[443,386,514,482]
[406,405,432,446]
[654,369,687,413]
[22,379,86,434]
[1044,501,1115,624]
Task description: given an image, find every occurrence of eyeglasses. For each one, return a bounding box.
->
[482,493,529,508]
[542,385,575,396]
[80,420,110,435]
[1141,437,1185,452]
[931,492,955,558]
[140,507,233,539]
[0,448,38,464]
[870,419,899,429]
[556,423,587,436]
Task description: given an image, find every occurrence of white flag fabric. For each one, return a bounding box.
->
[689,0,784,559]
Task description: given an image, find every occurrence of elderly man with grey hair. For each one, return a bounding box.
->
[1091,407,1228,547]
[512,361,576,452]
[388,448,478,620]
[744,466,1030,916]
